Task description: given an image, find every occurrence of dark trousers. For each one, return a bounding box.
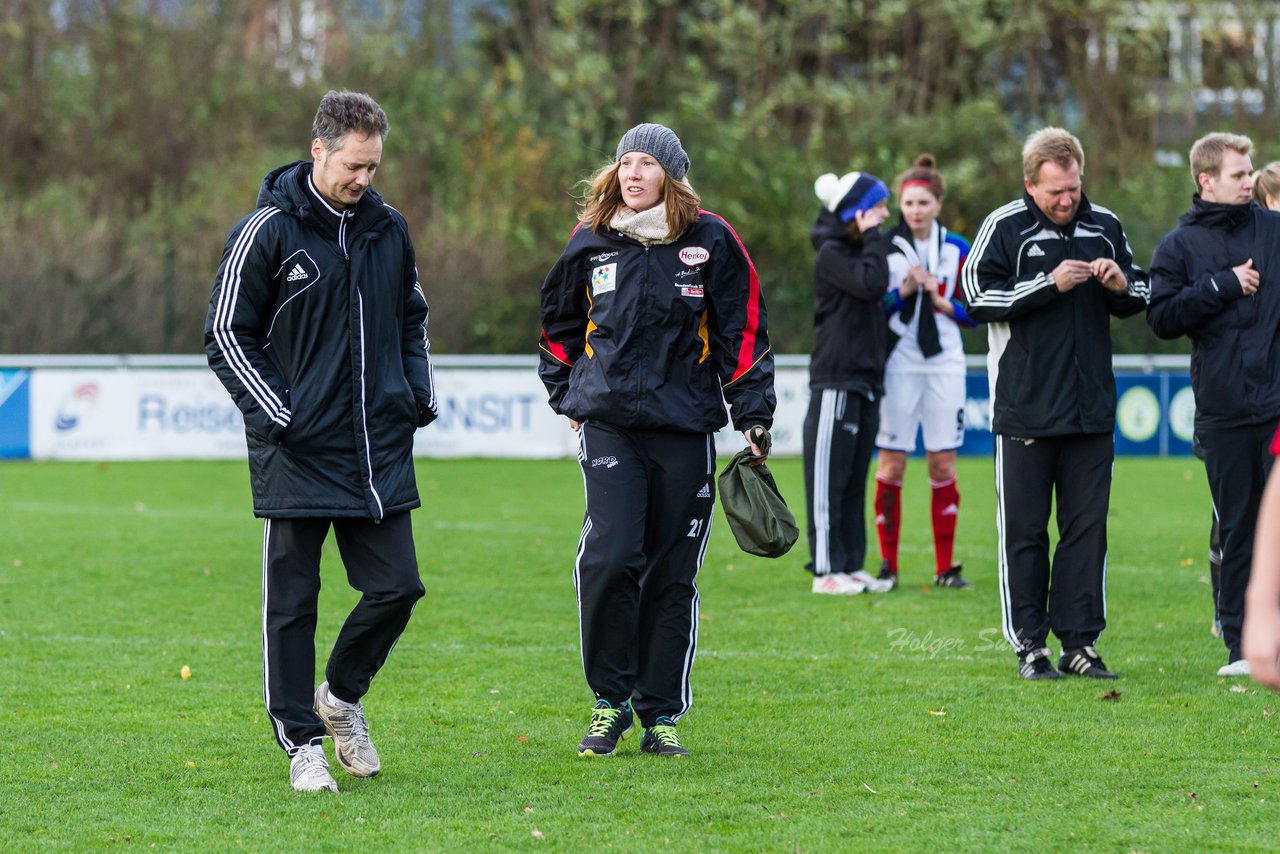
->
[995,432,1113,653]
[262,512,424,755]
[574,422,714,727]
[1198,419,1278,661]
[803,388,878,576]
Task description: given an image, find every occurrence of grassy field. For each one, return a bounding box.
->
[0,454,1274,852]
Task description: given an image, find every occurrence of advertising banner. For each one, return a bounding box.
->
[0,370,30,459]
[14,361,1196,462]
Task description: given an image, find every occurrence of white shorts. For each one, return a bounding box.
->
[875,370,966,452]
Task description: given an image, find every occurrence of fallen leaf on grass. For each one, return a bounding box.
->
[1230,684,1248,693]
[517,736,529,742]
[1101,690,1122,701]
[531,829,544,840]
[523,807,534,814]
[927,708,946,716]
[862,782,877,794]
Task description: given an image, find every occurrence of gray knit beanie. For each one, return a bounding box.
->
[615,123,690,179]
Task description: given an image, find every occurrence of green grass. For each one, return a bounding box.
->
[0,455,1273,851]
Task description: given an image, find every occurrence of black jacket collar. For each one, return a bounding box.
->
[1179,194,1256,230]
[1022,189,1094,234]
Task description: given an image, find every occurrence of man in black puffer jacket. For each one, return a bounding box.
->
[206,91,437,793]
[1149,132,1280,678]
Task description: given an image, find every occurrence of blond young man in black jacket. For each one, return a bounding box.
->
[962,128,1148,680]
[1148,132,1280,677]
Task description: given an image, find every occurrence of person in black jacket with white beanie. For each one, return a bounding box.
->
[803,170,896,595]
[206,90,437,793]
[539,123,775,759]
[962,127,1148,681]
[1148,132,1280,678]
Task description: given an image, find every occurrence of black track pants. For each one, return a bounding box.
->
[802,388,878,576]
[1198,419,1278,661]
[261,512,424,755]
[574,422,715,727]
[994,432,1112,653]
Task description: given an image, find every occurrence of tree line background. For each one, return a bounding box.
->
[4,0,1279,356]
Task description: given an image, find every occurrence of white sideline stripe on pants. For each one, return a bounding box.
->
[994,436,1020,651]
[262,519,300,756]
[811,389,844,576]
[674,432,714,723]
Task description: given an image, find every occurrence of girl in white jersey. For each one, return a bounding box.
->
[872,154,977,589]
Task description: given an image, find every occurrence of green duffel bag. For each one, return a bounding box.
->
[717,427,799,558]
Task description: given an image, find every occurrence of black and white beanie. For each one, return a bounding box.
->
[814,171,889,222]
[616,123,691,180]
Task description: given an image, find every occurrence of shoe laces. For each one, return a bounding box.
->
[328,702,371,746]
[647,722,683,749]
[587,704,625,737]
[291,745,329,780]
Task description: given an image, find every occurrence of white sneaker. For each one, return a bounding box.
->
[1218,659,1251,677]
[850,570,894,593]
[290,743,338,793]
[812,573,867,595]
[315,681,381,777]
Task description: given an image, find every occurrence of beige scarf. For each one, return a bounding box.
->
[610,204,675,246]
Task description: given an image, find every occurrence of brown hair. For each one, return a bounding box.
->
[896,153,944,199]
[312,90,388,151]
[1022,127,1084,183]
[1252,161,1280,209]
[580,161,701,240]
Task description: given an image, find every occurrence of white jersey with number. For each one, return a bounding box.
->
[885,221,971,375]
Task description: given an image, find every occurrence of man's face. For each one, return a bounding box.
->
[1025,159,1082,227]
[311,131,382,209]
[1200,149,1254,205]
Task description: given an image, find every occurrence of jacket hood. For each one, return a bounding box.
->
[1179,194,1256,230]
[256,160,386,218]
[810,208,854,249]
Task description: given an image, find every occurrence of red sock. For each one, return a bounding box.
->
[874,476,902,573]
[931,477,960,575]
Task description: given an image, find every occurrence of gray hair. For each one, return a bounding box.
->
[311,90,389,151]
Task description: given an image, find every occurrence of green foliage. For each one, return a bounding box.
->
[4,0,1276,353]
[1,456,1276,849]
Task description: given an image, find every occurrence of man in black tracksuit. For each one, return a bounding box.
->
[1148,132,1280,676]
[962,128,1148,680]
[206,91,436,792]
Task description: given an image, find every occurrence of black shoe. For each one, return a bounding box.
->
[935,563,972,589]
[639,716,690,757]
[577,699,634,756]
[1059,646,1119,679]
[877,560,899,590]
[1018,648,1062,680]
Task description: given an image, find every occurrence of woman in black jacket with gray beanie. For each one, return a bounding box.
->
[539,123,775,758]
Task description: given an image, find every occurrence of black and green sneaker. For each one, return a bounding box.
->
[639,716,690,757]
[577,699,634,757]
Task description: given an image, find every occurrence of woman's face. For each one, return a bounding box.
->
[899,184,941,236]
[617,151,666,212]
[1267,194,1280,212]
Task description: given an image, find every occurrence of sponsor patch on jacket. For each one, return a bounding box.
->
[679,286,704,297]
[591,263,617,296]
[678,246,710,266]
